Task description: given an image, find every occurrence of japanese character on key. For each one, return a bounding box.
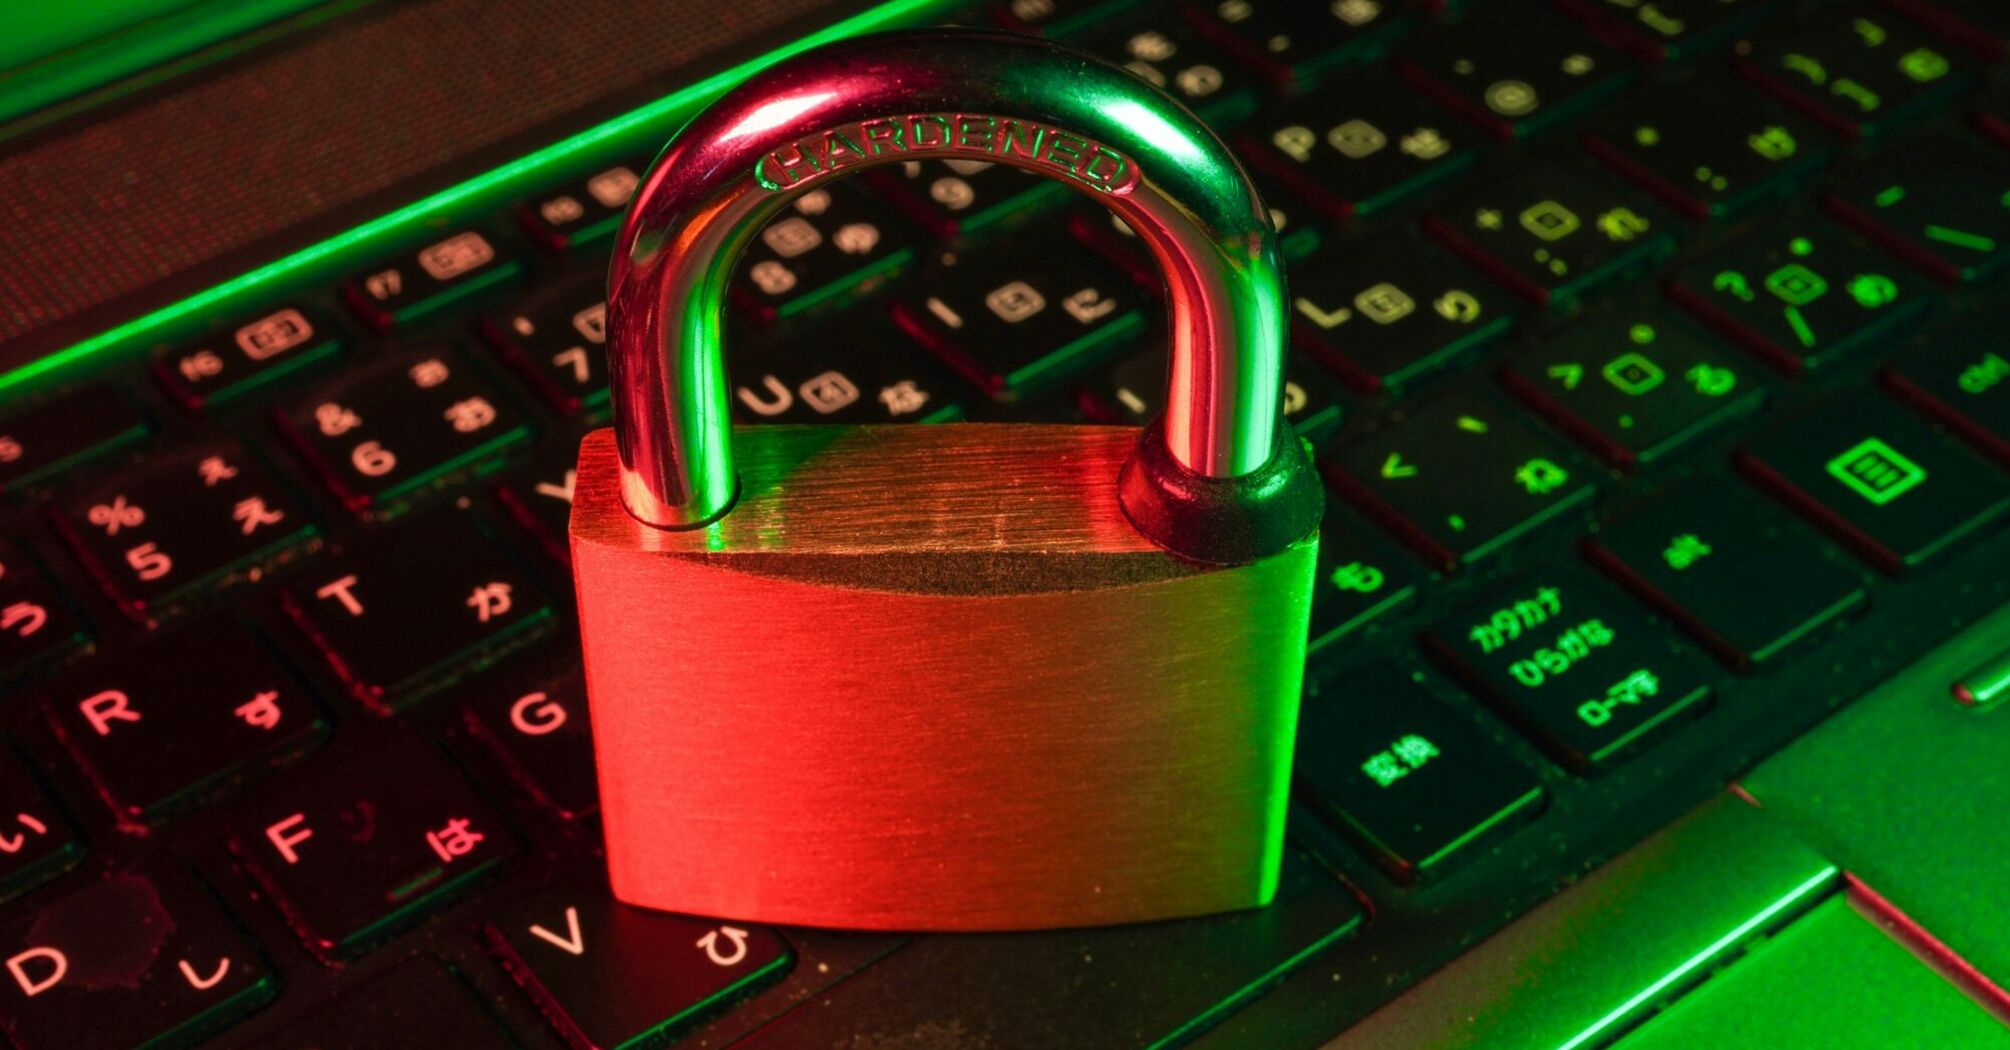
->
[425,817,485,862]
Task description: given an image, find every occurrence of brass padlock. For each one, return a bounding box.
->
[571,27,1323,931]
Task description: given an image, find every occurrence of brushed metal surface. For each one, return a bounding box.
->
[570,425,1319,930]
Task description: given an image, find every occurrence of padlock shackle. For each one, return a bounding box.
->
[608,28,1319,561]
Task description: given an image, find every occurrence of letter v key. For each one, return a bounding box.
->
[529,905,586,956]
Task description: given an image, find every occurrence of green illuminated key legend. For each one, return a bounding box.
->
[1825,437,1927,505]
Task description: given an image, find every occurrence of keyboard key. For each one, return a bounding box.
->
[867,159,1066,245]
[1978,82,2010,151]
[44,615,325,824]
[1425,161,1677,309]
[52,440,317,623]
[734,183,913,323]
[1884,0,2010,58]
[1077,17,1258,125]
[228,737,516,961]
[486,885,792,1047]
[1667,221,1930,374]
[1426,571,1713,772]
[1181,0,1405,89]
[340,229,524,331]
[1738,389,2010,575]
[0,386,147,495]
[990,0,1142,36]
[733,846,1361,1047]
[481,274,609,416]
[1885,317,2010,466]
[1585,78,1828,220]
[1240,71,1479,221]
[459,651,598,818]
[0,867,273,1050]
[1501,305,1763,468]
[1401,6,1632,139]
[1084,346,1343,448]
[1296,663,1542,881]
[494,438,582,568]
[1559,0,1779,62]
[155,305,343,411]
[1736,5,1973,139]
[516,160,643,255]
[1310,513,1423,651]
[0,749,81,900]
[732,315,966,424]
[0,539,88,681]
[892,233,1146,401]
[1288,237,1515,393]
[1825,134,2010,286]
[276,346,532,515]
[1326,389,1595,569]
[266,957,511,1049]
[1587,481,1867,669]
[280,511,552,714]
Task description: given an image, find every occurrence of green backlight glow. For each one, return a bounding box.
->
[1552,864,1837,1050]
[0,0,955,398]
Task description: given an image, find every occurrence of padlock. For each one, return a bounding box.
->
[571,27,1324,931]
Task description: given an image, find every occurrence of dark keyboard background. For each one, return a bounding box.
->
[3,0,2010,1046]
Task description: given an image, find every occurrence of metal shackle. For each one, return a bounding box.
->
[607,27,1322,563]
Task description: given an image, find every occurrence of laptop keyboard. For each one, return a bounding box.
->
[2,0,2009,1046]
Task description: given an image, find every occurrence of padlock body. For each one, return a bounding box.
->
[570,424,1317,931]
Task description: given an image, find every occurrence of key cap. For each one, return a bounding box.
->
[990,0,1143,36]
[481,275,609,417]
[1310,512,1422,651]
[1825,134,2010,286]
[735,183,913,323]
[1500,306,1763,468]
[1584,78,1828,220]
[734,845,1361,1048]
[1400,6,1632,139]
[1426,571,1713,772]
[276,346,532,515]
[1885,317,2010,466]
[1084,346,1343,449]
[1667,221,1929,374]
[340,229,524,331]
[0,539,88,681]
[228,737,516,961]
[517,160,643,255]
[1326,389,1596,569]
[731,315,966,424]
[1884,0,2010,59]
[0,749,81,900]
[1736,5,1973,139]
[1587,480,1867,669]
[1297,663,1543,881]
[1976,81,2010,150]
[867,158,1067,245]
[1558,0,1779,62]
[892,233,1146,401]
[494,438,582,568]
[280,511,552,713]
[1288,237,1515,393]
[1426,161,1676,310]
[52,440,317,623]
[0,867,273,1050]
[0,386,147,494]
[1240,71,1478,221]
[459,651,598,819]
[1181,0,1405,89]
[44,615,325,824]
[1738,389,2010,575]
[487,885,792,1047]
[155,304,343,411]
[1076,17,1257,126]
[266,957,511,1049]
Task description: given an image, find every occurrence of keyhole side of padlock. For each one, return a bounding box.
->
[605,28,1322,564]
